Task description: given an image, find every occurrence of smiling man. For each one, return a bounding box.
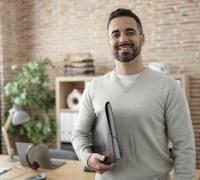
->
[109,16,143,63]
[72,8,196,180]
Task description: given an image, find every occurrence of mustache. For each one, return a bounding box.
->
[115,42,134,49]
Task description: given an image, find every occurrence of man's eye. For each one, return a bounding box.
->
[112,33,120,38]
[127,31,135,36]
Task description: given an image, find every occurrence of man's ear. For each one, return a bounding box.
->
[107,30,112,47]
[141,34,145,45]
[108,37,111,47]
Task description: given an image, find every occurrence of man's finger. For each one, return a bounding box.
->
[95,162,113,172]
[94,153,106,162]
[88,153,113,174]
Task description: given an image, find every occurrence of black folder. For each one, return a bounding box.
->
[92,102,122,164]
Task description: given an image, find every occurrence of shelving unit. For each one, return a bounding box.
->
[56,76,98,148]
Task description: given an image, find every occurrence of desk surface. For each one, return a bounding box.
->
[0,155,95,180]
[1,155,199,180]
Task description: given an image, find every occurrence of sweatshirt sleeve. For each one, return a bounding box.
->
[71,83,96,167]
[165,80,196,180]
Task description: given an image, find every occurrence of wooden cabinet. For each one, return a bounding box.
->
[55,76,98,148]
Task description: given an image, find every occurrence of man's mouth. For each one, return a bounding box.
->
[117,44,133,51]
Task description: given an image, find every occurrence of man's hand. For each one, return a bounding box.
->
[87,153,113,174]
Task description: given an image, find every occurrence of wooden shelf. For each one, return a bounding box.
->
[56,76,98,148]
[59,109,78,112]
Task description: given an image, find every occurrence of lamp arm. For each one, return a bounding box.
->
[2,109,15,158]
[1,126,14,157]
[5,109,14,129]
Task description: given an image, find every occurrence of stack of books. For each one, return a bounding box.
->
[64,53,95,76]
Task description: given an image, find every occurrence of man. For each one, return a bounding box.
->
[71,8,196,180]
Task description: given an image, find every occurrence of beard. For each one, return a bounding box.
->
[113,41,142,63]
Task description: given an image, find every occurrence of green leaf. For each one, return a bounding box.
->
[4,58,56,144]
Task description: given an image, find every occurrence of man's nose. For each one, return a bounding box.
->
[119,33,129,43]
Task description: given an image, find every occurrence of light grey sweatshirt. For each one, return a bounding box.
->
[71,68,196,180]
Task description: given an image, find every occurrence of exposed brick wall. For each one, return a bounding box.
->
[0,1,3,153]
[190,76,200,168]
[0,0,25,154]
[0,0,200,168]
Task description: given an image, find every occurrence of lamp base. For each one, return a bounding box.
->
[7,155,19,162]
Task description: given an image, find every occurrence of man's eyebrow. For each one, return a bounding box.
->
[111,29,120,35]
[125,28,136,32]
[111,28,136,35]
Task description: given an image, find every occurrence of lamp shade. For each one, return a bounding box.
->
[12,104,30,125]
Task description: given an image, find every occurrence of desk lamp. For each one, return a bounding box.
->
[1,104,30,161]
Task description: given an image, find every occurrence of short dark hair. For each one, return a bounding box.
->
[107,8,143,34]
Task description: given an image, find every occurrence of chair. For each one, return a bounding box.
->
[49,149,78,160]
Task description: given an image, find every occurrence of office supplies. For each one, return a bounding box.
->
[0,167,12,175]
[26,144,40,170]
[25,172,47,180]
[16,142,65,169]
[92,102,122,164]
[83,166,95,172]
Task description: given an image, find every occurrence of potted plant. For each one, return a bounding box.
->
[4,58,56,144]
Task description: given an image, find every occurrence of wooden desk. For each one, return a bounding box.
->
[0,155,95,180]
[1,155,199,180]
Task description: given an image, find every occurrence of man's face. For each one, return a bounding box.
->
[108,16,144,63]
